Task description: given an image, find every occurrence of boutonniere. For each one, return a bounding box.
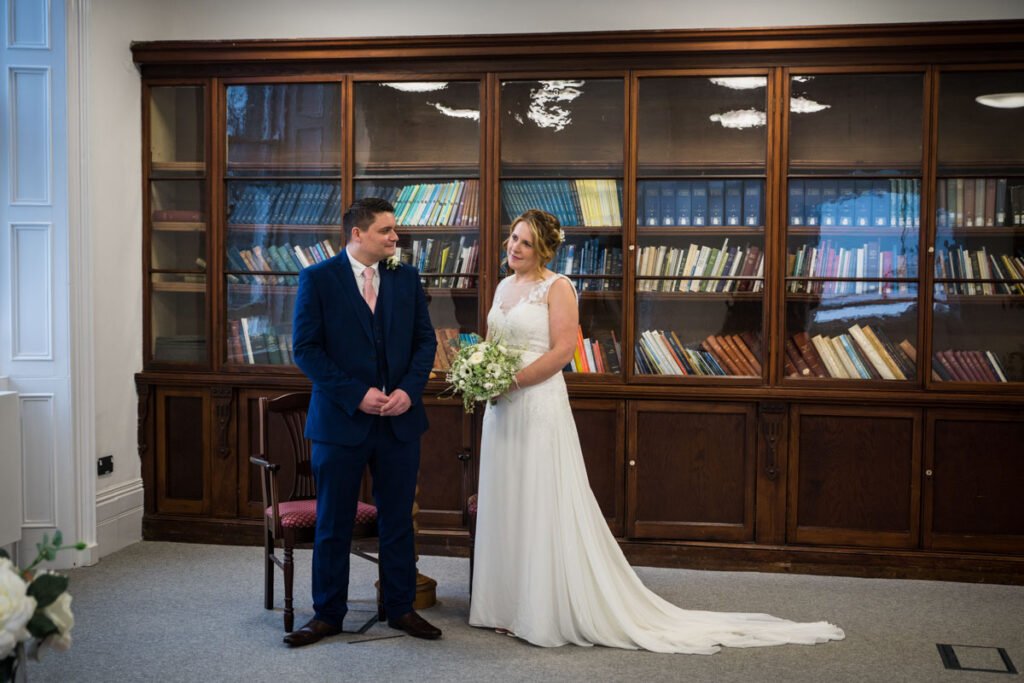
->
[384,255,401,271]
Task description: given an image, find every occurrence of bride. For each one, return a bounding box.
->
[467,209,845,654]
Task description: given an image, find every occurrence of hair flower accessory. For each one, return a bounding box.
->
[556,229,566,244]
[385,255,401,270]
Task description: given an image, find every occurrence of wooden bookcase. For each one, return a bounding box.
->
[133,21,1024,582]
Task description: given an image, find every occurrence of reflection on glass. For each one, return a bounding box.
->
[226,83,341,175]
[789,73,923,173]
[785,284,918,380]
[638,77,766,173]
[149,86,204,176]
[151,274,206,364]
[501,79,624,175]
[938,71,1024,169]
[934,70,1024,383]
[355,81,480,176]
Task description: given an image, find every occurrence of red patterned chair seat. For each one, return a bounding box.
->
[269,500,377,528]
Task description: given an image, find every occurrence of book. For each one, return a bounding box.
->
[784,338,811,376]
[788,180,804,226]
[743,180,761,227]
[792,331,827,378]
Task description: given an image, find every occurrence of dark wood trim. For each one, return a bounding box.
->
[131,21,1024,68]
[140,512,1024,585]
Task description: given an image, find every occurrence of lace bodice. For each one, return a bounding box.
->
[487,273,573,360]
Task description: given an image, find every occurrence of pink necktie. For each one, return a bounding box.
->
[361,268,377,313]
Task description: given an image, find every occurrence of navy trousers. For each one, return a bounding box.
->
[310,417,420,628]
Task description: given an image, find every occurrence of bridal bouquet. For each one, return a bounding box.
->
[445,339,522,413]
[1,532,84,682]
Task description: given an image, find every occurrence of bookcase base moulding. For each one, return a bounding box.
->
[135,374,1024,585]
[133,19,1024,586]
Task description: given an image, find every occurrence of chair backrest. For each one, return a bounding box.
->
[259,391,316,501]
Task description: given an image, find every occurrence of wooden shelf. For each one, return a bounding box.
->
[934,293,1024,304]
[638,226,765,236]
[151,160,204,173]
[398,225,479,233]
[153,221,206,232]
[936,226,1024,236]
[636,290,763,301]
[227,223,340,233]
[151,281,205,293]
[788,226,920,237]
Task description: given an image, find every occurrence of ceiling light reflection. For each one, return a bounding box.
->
[381,82,449,93]
[791,96,830,114]
[709,109,766,129]
[527,80,585,131]
[428,102,479,120]
[975,92,1024,109]
[709,77,767,90]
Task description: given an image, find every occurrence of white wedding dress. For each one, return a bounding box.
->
[468,273,845,654]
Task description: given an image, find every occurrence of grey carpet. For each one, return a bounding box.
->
[27,542,1024,682]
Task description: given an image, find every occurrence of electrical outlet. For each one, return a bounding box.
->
[97,454,114,476]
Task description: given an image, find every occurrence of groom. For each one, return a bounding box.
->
[286,197,440,646]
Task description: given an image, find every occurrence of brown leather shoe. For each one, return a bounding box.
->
[387,610,442,640]
[283,618,343,647]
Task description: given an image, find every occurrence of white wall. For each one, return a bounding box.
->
[82,0,1024,551]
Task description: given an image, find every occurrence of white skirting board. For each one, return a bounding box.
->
[95,478,143,559]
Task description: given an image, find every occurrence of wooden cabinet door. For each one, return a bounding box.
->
[924,409,1024,553]
[787,404,921,548]
[417,397,475,532]
[154,387,211,515]
[572,398,626,537]
[627,401,757,542]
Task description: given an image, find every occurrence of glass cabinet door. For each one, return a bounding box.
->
[354,80,482,373]
[933,70,1024,384]
[635,74,768,379]
[500,78,624,376]
[223,82,342,366]
[147,84,208,365]
[784,72,924,382]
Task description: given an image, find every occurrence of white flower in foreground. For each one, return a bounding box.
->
[41,591,74,651]
[469,351,485,365]
[0,558,36,659]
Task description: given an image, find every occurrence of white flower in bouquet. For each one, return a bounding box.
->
[0,560,35,660]
[39,589,73,652]
[444,338,522,413]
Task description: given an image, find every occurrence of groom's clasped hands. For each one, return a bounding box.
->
[359,387,412,417]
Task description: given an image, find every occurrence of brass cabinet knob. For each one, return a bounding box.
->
[925,469,933,477]
[629,459,636,467]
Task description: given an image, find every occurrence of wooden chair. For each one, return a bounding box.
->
[250,391,382,633]
[459,449,478,594]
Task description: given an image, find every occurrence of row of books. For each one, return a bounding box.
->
[228,317,293,366]
[635,242,764,292]
[394,237,479,288]
[933,349,1010,382]
[568,327,622,374]
[431,329,482,372]
[357,180,480,227]
[501,179,623,227]
[635,330,763,376]
[788,179,920,229]
[934,247,1024,295]
[152,209,204,223]
[228,182,341,226]
[549,239,623,291]
[786,240,913,294]
[638,180,763,228]
[225,240,338,285]
[783,326,914,380]
[935,178,1020,228]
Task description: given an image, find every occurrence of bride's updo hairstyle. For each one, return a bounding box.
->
[504,209,564,274]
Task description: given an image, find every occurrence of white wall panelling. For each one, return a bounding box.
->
[19,392,56,527]
[6,0,49,49]
[95,478,143,558]
[8,66,51,204]
[10,221,52,360]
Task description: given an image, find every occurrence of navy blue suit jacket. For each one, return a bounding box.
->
[292,254,437,446]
